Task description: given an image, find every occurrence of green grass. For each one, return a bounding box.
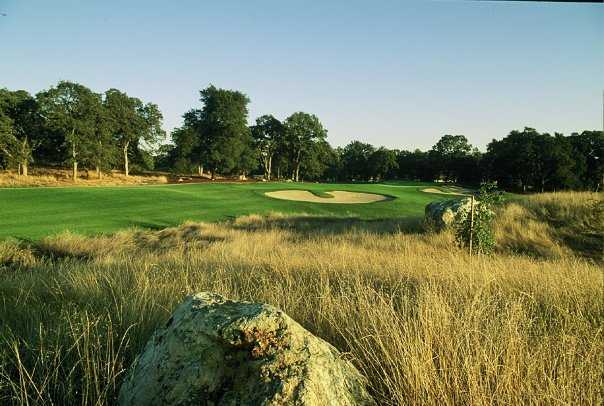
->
[0,181,444,239]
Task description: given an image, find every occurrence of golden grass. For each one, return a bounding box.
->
[0,192,602,405]
[0,168,168,187]
[495,191,603,260]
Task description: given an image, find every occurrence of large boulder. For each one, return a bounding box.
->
[118,292,375,406]
[425,197,473,230]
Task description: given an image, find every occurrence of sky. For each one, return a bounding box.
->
[0,0,602,150]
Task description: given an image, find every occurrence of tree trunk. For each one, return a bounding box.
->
[267,155,272,181]
[277,167,280,180]
[211,169,216,180]
[19,139,29,177]
[72,142,78,181]
[97,140,103,179]
[294,150,302,182]
[123,142,130,177]
[262,157,269,180]
[17,163,21,176]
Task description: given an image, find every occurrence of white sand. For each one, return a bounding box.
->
[265,190,389,204]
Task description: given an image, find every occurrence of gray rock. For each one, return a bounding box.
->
[118,292,376,406]
[425,197,474,230]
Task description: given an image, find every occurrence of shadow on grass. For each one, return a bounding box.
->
[127,220,172,231]
[233,215,426,237]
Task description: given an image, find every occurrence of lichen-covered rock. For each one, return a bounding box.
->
[118,292,376,406]
[425,197,473,230]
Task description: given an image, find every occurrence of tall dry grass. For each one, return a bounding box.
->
[0,168,167,187]
[495,191,603,260]
[0,192,602,405]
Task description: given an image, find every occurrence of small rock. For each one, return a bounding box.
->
[118,292,376,406]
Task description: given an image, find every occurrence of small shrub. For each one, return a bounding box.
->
[454,182,502,255]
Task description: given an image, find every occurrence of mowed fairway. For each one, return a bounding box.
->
[0,181,445,239]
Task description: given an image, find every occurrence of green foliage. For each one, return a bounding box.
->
[251,115,284,180]
[0,89,39,172]
[454,182,502,255]
[0,111,16,167]
[369,147,398,180]
[340,141,375,181]
[283,112,327,181]
[195,85,251,177]
[104,88,165,176]
[36,81,102,176]
[430,134,474,183]
[1,81,602,190]
[484,127,602,192]
[568,131,604,191]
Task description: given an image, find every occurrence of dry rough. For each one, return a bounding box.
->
[118,292,376,406]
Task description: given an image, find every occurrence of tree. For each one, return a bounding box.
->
[397,149,435,181]
[323,146,343,182]
[37,81,101,181]
[0,111,32,174]
[283,112,327,182]
[432,134,472,157]
[569,131,604,191]
[0,112,17,169]
[485,128,582,192]
[168,124,199,174]
[235,134,258,179]
[340,141,375,181]
[300,140,334,180]
[251,115,284,180]
[0,89,40,176]
[430,134,473,182]
[104,89,164,177]
[484,128,540,192]
[195,86,251,179]
[89,102,116,178]
[532,133,576,191]
[368,147,398,181]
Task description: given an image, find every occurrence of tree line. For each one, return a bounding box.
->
[325,130,603,192]
[0,81,164,180]
[158,85,330,182]
[1,83,602,192]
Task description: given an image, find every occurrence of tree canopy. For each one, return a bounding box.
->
[36,81,101,180]
[1,81,601,192]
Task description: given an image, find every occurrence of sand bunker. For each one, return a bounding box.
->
[265,190,389,204]
[421,187,470,196]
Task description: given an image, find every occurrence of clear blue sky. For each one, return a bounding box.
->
[1,0,602,150]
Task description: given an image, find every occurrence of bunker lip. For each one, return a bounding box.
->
[265,190,391,204]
